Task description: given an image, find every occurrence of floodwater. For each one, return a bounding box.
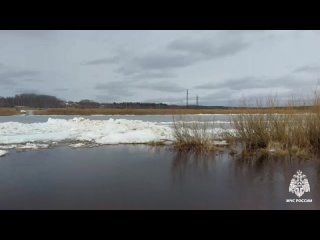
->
[0,145,319,210]
[0,114,319,209]
[0,114,231,123]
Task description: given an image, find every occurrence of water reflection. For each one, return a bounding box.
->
[170,146,320,187]
[234,154,320,176]
[171,150,219,181]
[1,145,320,209]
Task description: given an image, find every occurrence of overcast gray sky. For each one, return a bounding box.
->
[0,30,320,106]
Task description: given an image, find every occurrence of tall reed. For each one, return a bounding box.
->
[172,117,217,152]
[230,94,320,157]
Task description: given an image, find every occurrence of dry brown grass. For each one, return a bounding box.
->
[230,94,320,158]
[0,108,19,116]
[32,107,310,116]
[172,117,217,152]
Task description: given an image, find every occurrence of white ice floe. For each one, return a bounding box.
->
[0,117,173,147]
[0,145,17,149]
[69,143,86,148]
[0,143,49,150]
[0,117,234,149]
[16,143,49,150]
[0,150,8,157]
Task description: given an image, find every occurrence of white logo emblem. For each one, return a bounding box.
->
[289,170,310,198]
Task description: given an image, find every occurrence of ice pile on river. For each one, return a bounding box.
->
[0,117,232,150]
[0,150,8,157]
[0,117,173,146]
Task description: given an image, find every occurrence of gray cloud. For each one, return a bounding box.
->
[0,30,56,39]
[134,81,185,92]
[0,70,40,88]
[199,88,295,107]
[224,30,267,35]
[15,88,43,95]
[0,30,48,35]
[293,65,320,74]
[106,88,134,97]
[124,38,249,76]
[0,79,16,85]
[95,81,134,99]
[96,79,184,93]
[22,78,42,82]
[1,31,319,105]
[95,81,124,90]
[193,74,319,106]
[0,70,39,79]
[54,88,69,91]
[195,75,315,91]
[84,57,120,65]
[115,66,177,79]
[88,33,251,81]
[198,89,238,106]
[134,53,195,70]
[130,71,177,80]
[168,38,249,60]
[112,54,193,80]
[227,78,264,90]
[194,83,216,89]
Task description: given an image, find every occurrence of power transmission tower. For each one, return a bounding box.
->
[186,89,189,108]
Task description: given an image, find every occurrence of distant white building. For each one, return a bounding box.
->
[15,106,28,114]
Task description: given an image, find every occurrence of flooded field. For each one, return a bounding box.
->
[0,115,319,209]
[0,145,319,210]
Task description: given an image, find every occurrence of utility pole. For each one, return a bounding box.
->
[186,89,189,108]
[196,95,199,107]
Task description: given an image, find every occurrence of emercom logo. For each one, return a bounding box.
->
[286,170,312,203]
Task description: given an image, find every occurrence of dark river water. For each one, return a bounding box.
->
[0,114,231,123]
[0,145,319,209]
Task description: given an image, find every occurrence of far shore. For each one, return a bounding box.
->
[0,107,313,116]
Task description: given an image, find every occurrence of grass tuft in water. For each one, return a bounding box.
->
[230,93,320,158]
[172,117,218,153]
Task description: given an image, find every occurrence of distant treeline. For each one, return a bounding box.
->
[0,94,65,108]
[101,102,228,109]
[0,93,230,109]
